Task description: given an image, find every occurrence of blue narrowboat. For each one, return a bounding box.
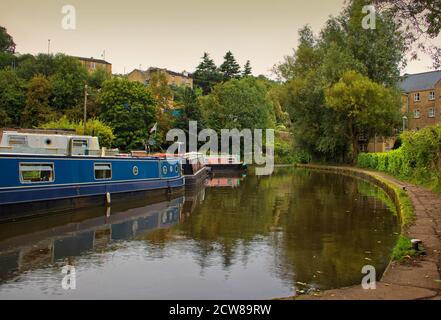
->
[0,131,184,220]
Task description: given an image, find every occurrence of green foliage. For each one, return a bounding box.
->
[172,85,204,130]
[42,116,115,148]
[16,54,56,80]
[274,133,295,164]
[277,0,406,163]
[88,68,110,89]
[0,52,16,69]
[199,77,275,132]
[21,74,54,127]
[98,78,157,151]
[49,54,88,110]
[148,71,173,110]
[391,236,420,261]
[0,26,15,53]
[41,116,76,130]
[358,125,441,192]
[0,67,26,126]
[78,119,115,147]
[325,70,401,162]
[242,60,252,77]
[219,51,241,81]
[342,0,405,86]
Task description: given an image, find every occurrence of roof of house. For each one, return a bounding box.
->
[74,56,111,65]
[128,69,147,75]
[129,67,192,78]
[147,67,193,78]
[399,70,441,93]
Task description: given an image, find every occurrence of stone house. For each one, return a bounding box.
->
[364,70,441,153]
[127,67,193,88]
[75,56,112,75]
[400,70,441,130]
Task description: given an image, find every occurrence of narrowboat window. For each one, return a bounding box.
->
[72,139,89,155]
[94,163,112,180]
[9,135,27,146]
[20,163,54,183]
[72,139,88,149]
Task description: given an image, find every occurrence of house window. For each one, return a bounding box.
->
[91,62,96,70]
[414,93,420,102]
[429,91,435,101]
[414,109,421,118]
[94,163,112,180]
[428,108,436,118]
[20,163,54,183]
[8,135,27,146]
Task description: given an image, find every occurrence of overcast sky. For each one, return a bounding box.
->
[0,0,438,76]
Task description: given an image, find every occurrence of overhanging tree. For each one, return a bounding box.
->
[325,71,401,163]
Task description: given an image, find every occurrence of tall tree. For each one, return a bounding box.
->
[199,77,274,132]
[98,78,157,150]
[0,68,26,126]
[193,52,222,94]
[242,60,252,77]
[325,71,401,163]
[344,0,406,86]
[49,54,88,111]
[149,71,173,110]
[219,51,241,81]
[0,26,15,53]
[273,25,322,81]
[22,75,54,128]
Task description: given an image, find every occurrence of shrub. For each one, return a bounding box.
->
[42,116,114,148]
[357,125,441,192]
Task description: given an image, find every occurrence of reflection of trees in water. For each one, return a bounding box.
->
[159,167,399,290]
[271,171,399,290]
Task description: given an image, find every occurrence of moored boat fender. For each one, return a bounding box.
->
[106,192,111,205]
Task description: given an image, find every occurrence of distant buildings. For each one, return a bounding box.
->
[365,70,441,153]
[127,67,193,88]
[74,56,112,75]
[400,70,441,130]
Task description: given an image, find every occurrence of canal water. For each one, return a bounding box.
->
[0,167,399,299]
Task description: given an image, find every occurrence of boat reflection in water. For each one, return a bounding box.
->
[206,172,246,188]
[0,194,186,284]
[0,167,399,299]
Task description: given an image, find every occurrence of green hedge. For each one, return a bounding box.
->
[358,125,441,192]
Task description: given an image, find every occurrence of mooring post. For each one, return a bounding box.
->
[411,239,422,251]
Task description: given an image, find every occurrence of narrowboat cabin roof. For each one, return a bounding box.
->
[0,131,105,157]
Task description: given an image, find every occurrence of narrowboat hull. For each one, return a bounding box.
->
[0,154,184,221]
[206,163,247,173]
[183,166,210,188]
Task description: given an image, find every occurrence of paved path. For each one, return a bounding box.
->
[287,165,441,300]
